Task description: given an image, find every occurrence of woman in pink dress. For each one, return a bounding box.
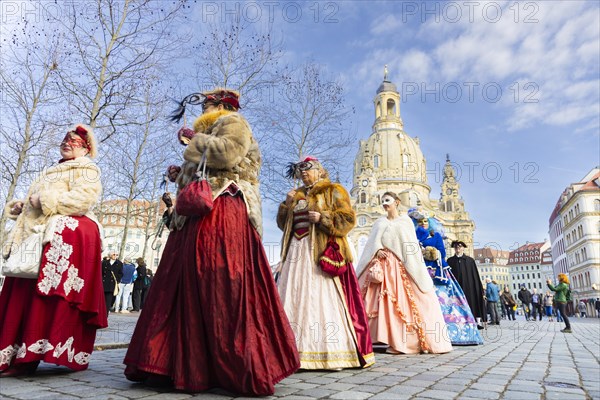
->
[0,125,106,376]
[356,192,452,354]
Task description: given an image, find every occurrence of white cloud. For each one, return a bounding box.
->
[370,14,403,35]
[352,1,599,133]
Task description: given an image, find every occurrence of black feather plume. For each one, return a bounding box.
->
[285,162,297,179]
[168,93,205,123]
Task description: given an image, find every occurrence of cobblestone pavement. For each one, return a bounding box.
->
[1,314,598,399]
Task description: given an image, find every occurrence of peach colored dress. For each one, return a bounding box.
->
[356,216,452,354]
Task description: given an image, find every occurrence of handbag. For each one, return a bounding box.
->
[319,237,348,277]
[367,259,384,284]
[175,153,213,217]
[2,225,45,279]
[111,272,119,297]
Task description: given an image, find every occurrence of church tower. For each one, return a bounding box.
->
[348,67,475,259]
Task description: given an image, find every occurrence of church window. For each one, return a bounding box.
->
[445,200,453,212]
[408,192,418,207]
[376,101,381,118]
[374,155,379,169]
[402,154,410,170]
[358,216,367,227]
[594,199,600,211]
[360,192,367,203]
[386,99,396,116]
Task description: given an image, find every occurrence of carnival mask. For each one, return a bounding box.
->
[381,195,395,206]
[61,133,88,149]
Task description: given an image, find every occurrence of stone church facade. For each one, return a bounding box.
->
[348,73,475,259]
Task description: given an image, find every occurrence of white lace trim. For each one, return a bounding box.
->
[37,216,84,295]
[0,336,90,367]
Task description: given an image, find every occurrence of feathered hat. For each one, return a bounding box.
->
[285,156,323,179]
[168,88,241,123]
[65,124,97,158]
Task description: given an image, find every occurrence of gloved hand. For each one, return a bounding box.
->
[166,165,181,182]
[162,192,173,208]
[177,127,195,145]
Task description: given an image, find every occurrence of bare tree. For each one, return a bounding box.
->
[256,62,356,201]
[100,78,177,259]
[0,20,66,245]
[53,0,189,141]
[191,19,283,119]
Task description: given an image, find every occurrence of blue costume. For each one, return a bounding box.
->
[415,217,483,346]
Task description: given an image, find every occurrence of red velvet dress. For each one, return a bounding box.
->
[0,216,106,371]
[124,186,300,395]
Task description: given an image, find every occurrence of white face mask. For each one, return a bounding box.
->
[381,196,395,206]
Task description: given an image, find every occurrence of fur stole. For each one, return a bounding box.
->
[356,215,434,293]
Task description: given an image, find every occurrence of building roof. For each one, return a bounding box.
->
[507,242,546,265]
[473,247,510,263]
[376,79,398,94]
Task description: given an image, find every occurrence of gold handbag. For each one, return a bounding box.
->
[111,272,120,296]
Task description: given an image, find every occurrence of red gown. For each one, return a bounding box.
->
[0,216,106,371]
[124,187,300,395]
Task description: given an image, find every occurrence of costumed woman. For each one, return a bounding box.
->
[410,211,483,345]
[123,89,299,395]
[0,125,106,376]
[276,156,374,370]
[447,240,486,328]
[356,192,452,354]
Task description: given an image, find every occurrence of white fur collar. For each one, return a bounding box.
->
[356,215,433,293]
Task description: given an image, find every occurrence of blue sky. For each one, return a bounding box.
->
[2,1,597,264]
[194,1,600,260]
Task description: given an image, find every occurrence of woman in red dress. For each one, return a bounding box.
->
[0,125,106,376]
[123,89,300,395]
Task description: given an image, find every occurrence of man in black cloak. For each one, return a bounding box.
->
[447,241,486,329]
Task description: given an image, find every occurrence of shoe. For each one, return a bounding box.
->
[477,325,484,330]
[386,347,402,355]
[561,328,572,333]
[121,310,130,313]
[0,361,39,378]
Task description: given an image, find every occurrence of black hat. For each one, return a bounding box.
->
[451,240,467,248]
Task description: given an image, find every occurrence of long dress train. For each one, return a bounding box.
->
[278,233,374,369]
[358,249,453,354]
[124,188,299,395]
[420,232,483,345]
[0,216,106,371]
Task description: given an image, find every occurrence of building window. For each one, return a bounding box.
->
[387,99,396,116]
[374,155,379,169]
[594,199,600,211]
[358,216,367,227]
[360,192,367,204]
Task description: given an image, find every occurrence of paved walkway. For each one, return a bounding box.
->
[1,315,598,399]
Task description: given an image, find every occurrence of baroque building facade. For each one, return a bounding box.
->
[549,167,600,315]
[507,241,550,296]
[348,72,475,260]
[473,247,511,290]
